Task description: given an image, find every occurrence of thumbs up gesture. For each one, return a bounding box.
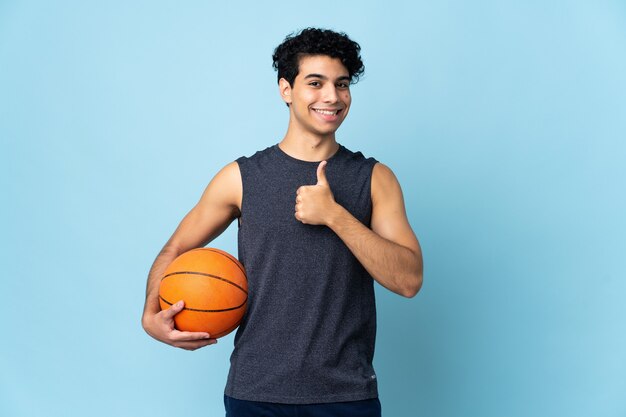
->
[294,161,337,225]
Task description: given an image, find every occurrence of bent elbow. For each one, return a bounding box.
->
[401,272,423,298]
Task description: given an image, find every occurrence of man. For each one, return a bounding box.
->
[142,28,423,417]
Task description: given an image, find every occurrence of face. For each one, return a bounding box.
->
[280,55,352,139]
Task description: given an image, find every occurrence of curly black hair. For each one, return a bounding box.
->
[272,28,365,87]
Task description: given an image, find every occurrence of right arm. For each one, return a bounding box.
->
[141,161,242,350]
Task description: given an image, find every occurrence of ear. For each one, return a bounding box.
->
[278,78,292,106]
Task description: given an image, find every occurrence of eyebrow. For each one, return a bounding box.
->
[304,73,351,82]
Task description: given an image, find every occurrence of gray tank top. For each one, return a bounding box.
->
[224,143,379,404]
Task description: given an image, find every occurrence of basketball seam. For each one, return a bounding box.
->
[161,271,248,294]
[159,295,247,313]
[204,248,247,277]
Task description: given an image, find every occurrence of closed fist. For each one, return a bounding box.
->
[294,161,337,225]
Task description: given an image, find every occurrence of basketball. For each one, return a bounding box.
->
[159,248,248,338]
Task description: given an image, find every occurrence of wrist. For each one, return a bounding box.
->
[325,202,346,229]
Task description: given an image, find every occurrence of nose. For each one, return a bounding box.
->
[322,84,339,103]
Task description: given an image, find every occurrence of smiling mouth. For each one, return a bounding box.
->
[313,108,342,116]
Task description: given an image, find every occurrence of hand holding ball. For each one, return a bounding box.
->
[159,248,248,339]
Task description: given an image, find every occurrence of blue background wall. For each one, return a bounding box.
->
[1,1,624,416]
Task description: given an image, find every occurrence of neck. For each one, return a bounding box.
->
[279,124,339,162]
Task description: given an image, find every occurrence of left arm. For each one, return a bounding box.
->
[295,161,423,298]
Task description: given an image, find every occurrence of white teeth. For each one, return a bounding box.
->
[313,109,339,116]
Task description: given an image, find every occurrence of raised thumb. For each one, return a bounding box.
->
[316,160,328,185]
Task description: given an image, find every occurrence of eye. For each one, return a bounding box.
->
[308,81,321,87]
[337,82,350,89]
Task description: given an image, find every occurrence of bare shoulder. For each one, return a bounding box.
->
[198,161,243,213]
[370,162,420,253]
[165,161,242,251]
[371,162,403,204]
[212,161,242,189]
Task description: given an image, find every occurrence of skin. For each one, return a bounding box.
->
[142,54,423,351]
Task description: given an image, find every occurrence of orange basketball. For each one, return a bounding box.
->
[159,248,248,338]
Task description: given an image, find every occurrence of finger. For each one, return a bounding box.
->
[316,160,328,185]
[162,300,185,319]
[175,338,218,351]
[170,330,213,342]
